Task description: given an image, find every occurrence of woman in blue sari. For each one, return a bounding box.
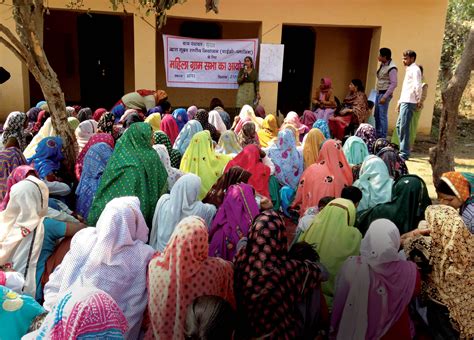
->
[75,142,114,219]
[172,108,189,132]
[27,136,64,180]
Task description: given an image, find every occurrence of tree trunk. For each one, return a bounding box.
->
[0,0,77,170]
[429,27,474,186]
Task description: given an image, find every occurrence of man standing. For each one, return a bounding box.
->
[374,48,398,138]
[397,50,422,160]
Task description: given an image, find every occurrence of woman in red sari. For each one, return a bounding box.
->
[328,79,369,140]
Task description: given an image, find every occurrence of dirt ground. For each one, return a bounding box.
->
[406,122,474,199]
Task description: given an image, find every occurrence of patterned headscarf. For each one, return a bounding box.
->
[268,129,303,189]
[154,131,181,169]
[355,123,377,154]
[234,210,327,338]
[35,288,128,339]
[0,148,26,201]
[43,197,155,339]
[180,130,232,199]
[441,171,471,202]
[87,123,168,227]
[172,108,188,132]
[376,146,409,180]
[75,133,115,181]
[2,111,27,150]
[238,121,259,148]
[146,216,235,340]
[424,205,474,338]
[97,111,115,135]
[313,119,331,139]
[195,109,220,142]
[217,130,242,155]
[202,166,251,208]
[75,142,113,219]
[27,136,64,179]
[173,120,203,156]
[0,165,37,211]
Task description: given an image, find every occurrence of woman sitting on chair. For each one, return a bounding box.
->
[328,79,369,141]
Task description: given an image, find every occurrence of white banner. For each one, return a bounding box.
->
[163,35,259,89]
[259,44,285,82]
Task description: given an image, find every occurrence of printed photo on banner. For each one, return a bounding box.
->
[163,35,259,89]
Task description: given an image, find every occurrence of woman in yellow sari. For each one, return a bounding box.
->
[257,114,278,148]
[302,128,326,169]
[180,130,232,199]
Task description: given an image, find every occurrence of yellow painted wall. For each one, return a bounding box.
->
[311,27,372,101]
[0,0,448,135]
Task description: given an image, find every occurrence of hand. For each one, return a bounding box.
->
[379,97,386,105]
[416,102,423,110]
[340,108,351,116]
[72,213,86,223]
[400,228,431,247]
[257,93,261,100]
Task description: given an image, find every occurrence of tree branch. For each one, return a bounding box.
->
[0,36,27,64]
[0,23,29,57]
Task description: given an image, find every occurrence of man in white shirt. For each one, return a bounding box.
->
[396,50,422,160]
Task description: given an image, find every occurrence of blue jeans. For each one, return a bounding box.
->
[374,93,392,138]
[397,102,416,160]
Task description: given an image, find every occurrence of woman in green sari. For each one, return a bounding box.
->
[356,174,431,235]
[297,198,362,306]
[88,122,168,227]
[236,56,260,112]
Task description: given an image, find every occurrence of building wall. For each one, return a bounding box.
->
[0,0,448,135]
[312,27,373,101]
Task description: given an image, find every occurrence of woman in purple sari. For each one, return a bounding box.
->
[208,183,260,261]
[331,219,419,339]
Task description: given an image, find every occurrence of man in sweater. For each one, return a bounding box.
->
[374,48,398,139]
[396,50,422,160]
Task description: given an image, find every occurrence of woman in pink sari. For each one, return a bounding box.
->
[312,78,337,122]
[0,165,37,211]
[283,111,309,141]
[331,219,419,340]
[160,113,180,145]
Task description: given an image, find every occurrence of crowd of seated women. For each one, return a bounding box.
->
[0,89,472,339]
